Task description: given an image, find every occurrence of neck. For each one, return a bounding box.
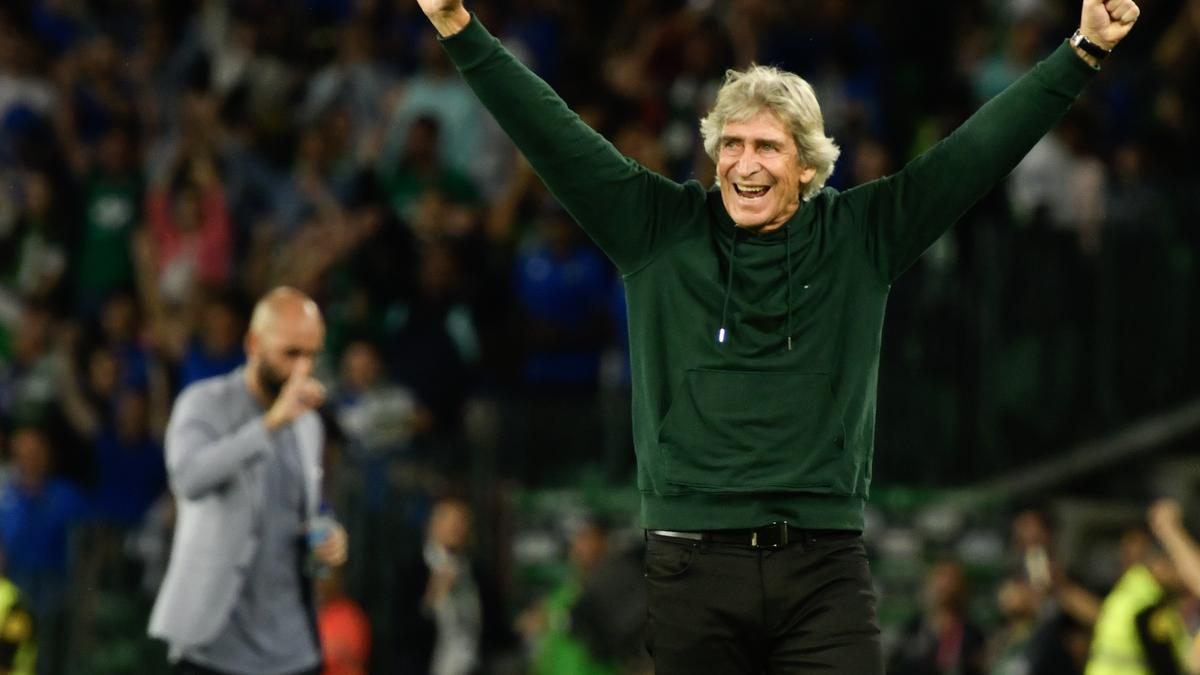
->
[755,218,790,235]
[739,199,801,235]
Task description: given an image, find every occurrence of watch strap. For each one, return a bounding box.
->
[1071,29,1111,61]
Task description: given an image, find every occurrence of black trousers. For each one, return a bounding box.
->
[643,531,883,674]
[173,660,319,675]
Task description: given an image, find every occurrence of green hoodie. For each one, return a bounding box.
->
[441,17,1096,531]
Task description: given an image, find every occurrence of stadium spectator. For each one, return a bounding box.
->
[87,388,166,528]
[1148,500,1200,604]
[93,291,155,395]
[889,560,988,675]
[388,240,478,439]
[300,21,388,164]
[5,173,69,309]
[0,305,58,428]
[381,114,480,230]
[316,569,371,675]
[378,33,483,182]
[519,516,617,675]
[72,126,143,314]
[145,153,232,303]
[512,200,611,484]
[58,318,167,525]
[1009,509,1099,675]
[175,291,246,390]
[988,576,1041,675]
[0,568,36,675]
[394,496,515,675]
[335,339,427,460]
[0,425,87,675]
[0,20,55,122]
[1084,532,1195,675]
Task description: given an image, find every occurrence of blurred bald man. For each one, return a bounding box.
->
[149,287,348,675]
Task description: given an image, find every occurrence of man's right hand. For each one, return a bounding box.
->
[264,360,326,430]
[416,0,471,37]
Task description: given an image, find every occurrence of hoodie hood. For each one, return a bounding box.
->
[710,186,810,352]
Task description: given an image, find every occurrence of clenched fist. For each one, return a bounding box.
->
[264,359,326,431]
[312,522,348,567]
[416,0,471,37]
[1080,0,1140,51]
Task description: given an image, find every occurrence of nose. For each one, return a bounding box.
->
[735,150,761,178]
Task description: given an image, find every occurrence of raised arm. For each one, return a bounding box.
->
[415,0,701,274]
[842,0,1139,282]
[167,363,325,500]
[1149,499,1200,599]
[166,398,273,501]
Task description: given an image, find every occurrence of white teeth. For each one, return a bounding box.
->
[736,184,768,197]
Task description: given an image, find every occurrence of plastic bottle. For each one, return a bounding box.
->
[306,501,337,579]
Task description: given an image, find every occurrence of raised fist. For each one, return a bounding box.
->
[415,0,461,15]
[264,359,326,430]
[1080,0,1141,51]
[415,0,470,36]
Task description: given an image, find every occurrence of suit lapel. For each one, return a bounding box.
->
[297,414,324,519]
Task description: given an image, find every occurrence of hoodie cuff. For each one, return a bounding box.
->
[1038,40,1100,98]
[438,12,501,73]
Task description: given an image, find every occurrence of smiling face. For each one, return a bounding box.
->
[717,109,817,232]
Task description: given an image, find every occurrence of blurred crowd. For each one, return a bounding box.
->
[0,0,1198,672]
[883,500,1200,675]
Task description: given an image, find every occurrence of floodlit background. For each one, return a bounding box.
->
[0,0,1198,673]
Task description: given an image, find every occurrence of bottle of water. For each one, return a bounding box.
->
[306,502,337,579]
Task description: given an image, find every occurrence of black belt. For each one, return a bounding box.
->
[647,522,859,549]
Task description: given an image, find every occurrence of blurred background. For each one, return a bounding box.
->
[0,0,1198,673]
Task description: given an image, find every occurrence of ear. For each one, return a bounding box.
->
[244,331,258,358]
[799,165,818,184]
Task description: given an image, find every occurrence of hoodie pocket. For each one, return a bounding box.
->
[658,369,855,494]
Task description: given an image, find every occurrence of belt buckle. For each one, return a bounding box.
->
[750,521,789,548]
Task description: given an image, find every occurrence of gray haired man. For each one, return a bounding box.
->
[414,0,1139,672]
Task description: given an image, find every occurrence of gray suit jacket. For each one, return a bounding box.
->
[148,368,324,650]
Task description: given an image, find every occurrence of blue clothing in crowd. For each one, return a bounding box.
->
[91,427,166,527]
[0,478,88,613]
[515,242,611,387]
[178,340,245,391]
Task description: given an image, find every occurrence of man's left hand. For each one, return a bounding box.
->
[313,523,348,567]
[1148,498,1185,541]
[1080,0,1141,51]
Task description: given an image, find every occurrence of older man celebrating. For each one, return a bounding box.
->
[149,287,348,675]
[414,0,1140,672]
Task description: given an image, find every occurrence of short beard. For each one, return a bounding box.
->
[256,360,288,404]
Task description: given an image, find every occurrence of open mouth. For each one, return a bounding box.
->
[734,184,770,199]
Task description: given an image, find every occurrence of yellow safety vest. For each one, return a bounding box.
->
[1085,565,1194,675]
[0,577,36,675]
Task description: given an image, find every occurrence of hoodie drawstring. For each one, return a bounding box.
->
[785,223,794,351]
[718,229,739,344]
[717,225,795,351]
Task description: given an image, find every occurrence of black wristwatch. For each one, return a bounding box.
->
[1070,29,1111,61]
